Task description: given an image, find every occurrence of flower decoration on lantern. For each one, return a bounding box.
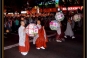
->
[25,23,38,37]
[73,13,82,22]
[49,20,60,30]
[55,12,64,22]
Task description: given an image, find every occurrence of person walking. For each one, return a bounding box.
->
[64,18,75,39]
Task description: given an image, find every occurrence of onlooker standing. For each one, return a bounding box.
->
[14,17,19,32]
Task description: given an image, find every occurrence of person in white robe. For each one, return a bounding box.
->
[18,21,30,55]
[64,18,75,39]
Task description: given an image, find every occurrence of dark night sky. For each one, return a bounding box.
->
[4,0,52,11]
[4,0,83,11]
[4,0,51,7]
[4,0,32,7]
[4,0,39,11]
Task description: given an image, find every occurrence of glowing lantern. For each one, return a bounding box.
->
[73,13,82,22]
[49,20,60,30]
[55,12,64,22]
[25,23,38,37]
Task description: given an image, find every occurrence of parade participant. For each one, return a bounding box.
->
[34,19,48,50]
[18,21,30,55]
[56,21,62,42]
[64,18,75,39]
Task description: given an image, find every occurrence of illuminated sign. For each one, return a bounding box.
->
[62,6,81,10]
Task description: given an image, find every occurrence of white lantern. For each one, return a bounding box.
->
[49,20,60,30]
[55,12,64,22]
[73,13,82,22]
[26,23,38,37]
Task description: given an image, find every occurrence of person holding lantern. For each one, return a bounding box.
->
[56,21,63,42]
[53,11,65,42]
[64,17,75,39]
[18,21,30,55]
[34,19,48,50]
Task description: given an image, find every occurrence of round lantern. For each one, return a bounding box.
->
[25,23,38,37]
[73,13,82,22]
[55,12,64,22]
[49,20,60,30]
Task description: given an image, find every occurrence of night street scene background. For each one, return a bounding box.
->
[4,0,84,58]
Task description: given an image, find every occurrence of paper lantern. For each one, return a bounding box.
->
[73,13,81,22]
[49,20,60,30]
[55,12,64,22]
[26,23,38,37]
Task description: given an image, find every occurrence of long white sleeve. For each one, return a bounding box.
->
[18,26,26,47]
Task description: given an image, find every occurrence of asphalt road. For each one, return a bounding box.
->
[4,31,83,58]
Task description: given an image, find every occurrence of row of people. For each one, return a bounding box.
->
[18,16,76,55]
[18,20,48,55]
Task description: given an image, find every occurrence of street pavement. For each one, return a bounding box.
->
[4,30,83,58]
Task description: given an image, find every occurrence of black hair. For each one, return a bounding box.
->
[37,18,44,26]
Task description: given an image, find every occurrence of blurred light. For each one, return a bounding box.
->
[81,6,83,10]
[73,8,75,9]
[62,8,66,10]
[4,13,6,15]
[62,0,65,2]
[37,7,39,13]
[27,1,29,5]
[8,13,13,14]
[71,7,72,9]
[58,8,60,11]
[81,6,83,9]
[21,11,27,14]
[68,8,70,10]
[39,2,42,6]
[62,6,82,11]
[15,13,19,14]
[34,6,37,9]
[75,7,77,9]
[55,0,59,7]
[52,0,55,1]
[55,0,59,3]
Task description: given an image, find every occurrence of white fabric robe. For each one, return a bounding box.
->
[18,26,26,47]
[65,22,74,37]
